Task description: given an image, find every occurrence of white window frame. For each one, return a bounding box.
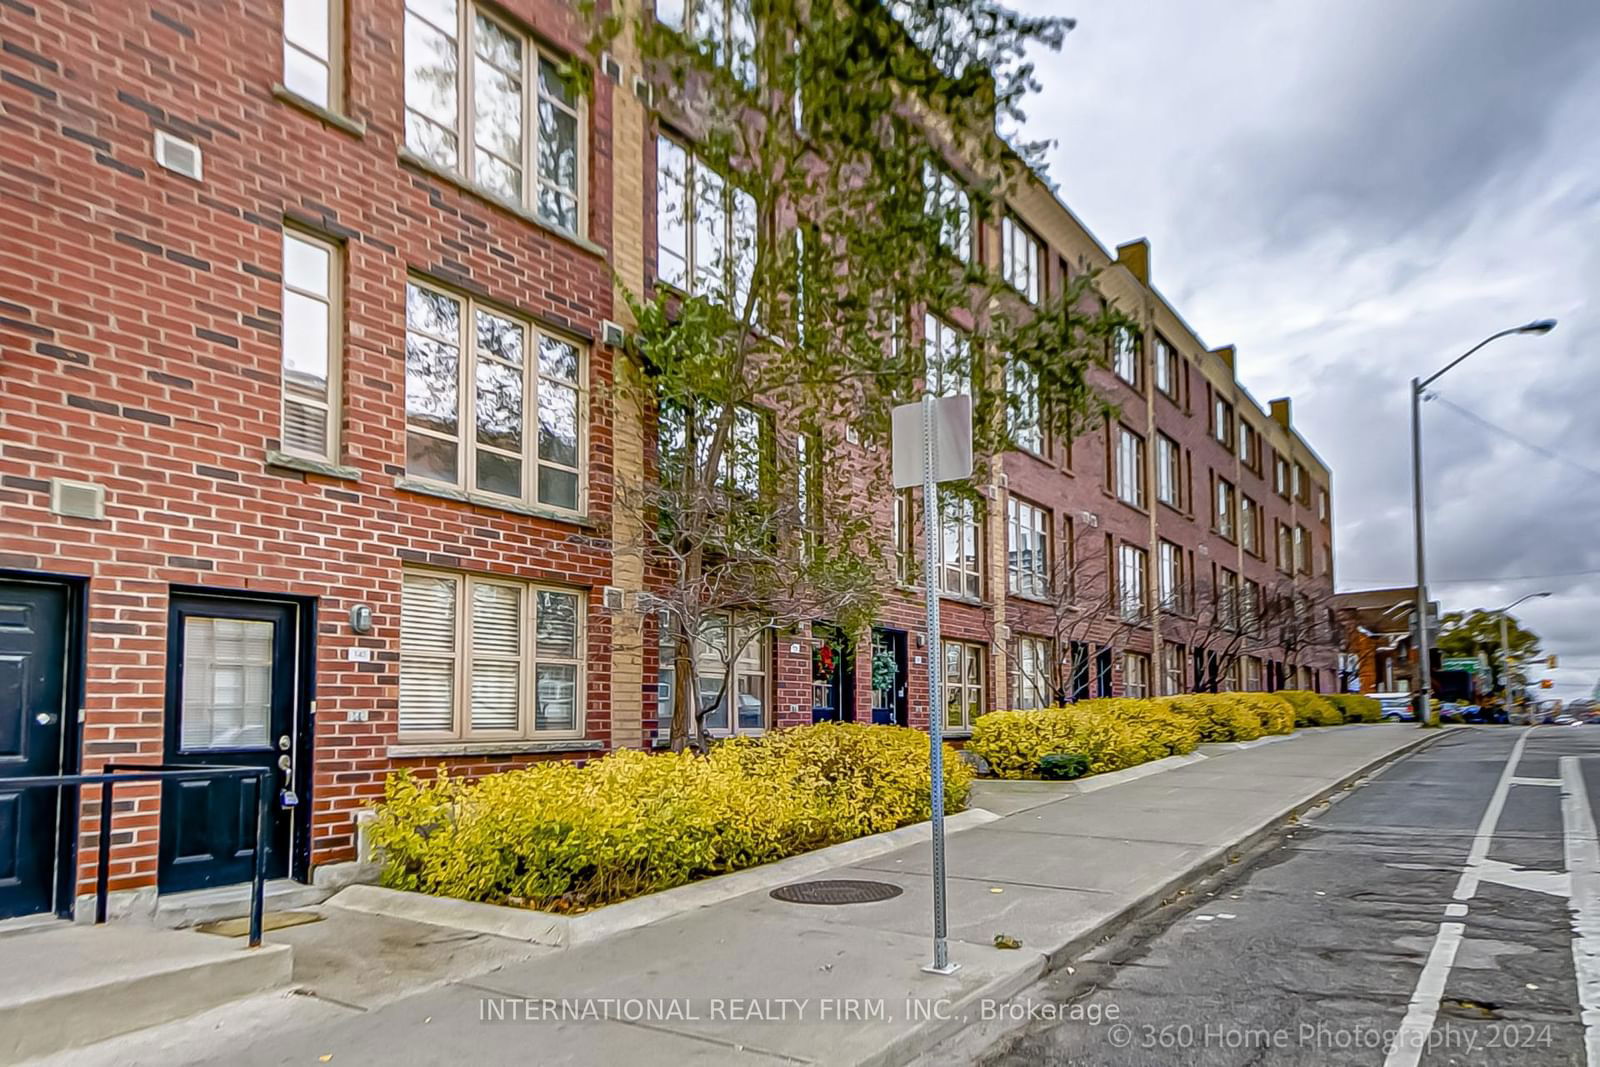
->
[1220,568,1239,631]
[939,495,982,599]
[1216,477,1235,540]
[1116,426,1146,508]
[658,614,771,737]
[279,229,341,463]
[943,639,985,731]
[283,0,341,109]
[1007,357,1042,454]
[1153,335,1179,400]
[1213,397,1234,448]
[923,164,972,263]
[655,135,758,312]
[1238,419,1256,467]
[1118,542,1147,621]
[1001,214,1041,303]
[404,278,586,514]
[1240,495,1259,555]
[1157,539,1183,613]
[655,0,756,85]
[1155,433,1181,508]
[1123,651,1150,698]
[1112,326,1140,387]
[1007,497,1050,598]
[924,314,970,398]
[1011,635,1052,710]
[1294,524,1307,573]
[399,569,585,740]
[403,0,586,234]
[1161,642,1185,695]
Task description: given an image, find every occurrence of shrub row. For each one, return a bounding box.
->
[369,722,972,914]
[969,691,1382,780]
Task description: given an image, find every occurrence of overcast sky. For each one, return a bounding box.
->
[1014,0,1600,698]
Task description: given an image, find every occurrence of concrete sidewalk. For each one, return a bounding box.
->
[42,725,1431,1067]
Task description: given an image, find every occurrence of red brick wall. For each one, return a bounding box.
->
[1,0,619,892]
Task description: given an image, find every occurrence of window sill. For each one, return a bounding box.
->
[393,476,598,528]
[943,730,973,740]
[1007,591,1056,607]
[272,84,367,138]
[388,739,603,758]
[266,450,362,481]
[939,593,987,609]
[397,148,607,261]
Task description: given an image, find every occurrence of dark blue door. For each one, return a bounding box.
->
[0,579,69,920]
[158,595,295,893]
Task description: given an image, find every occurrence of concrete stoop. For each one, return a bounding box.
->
[0,921,292,1065]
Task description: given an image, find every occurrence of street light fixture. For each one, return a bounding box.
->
[1493,591,1552,714]
[1411,320,1557,726]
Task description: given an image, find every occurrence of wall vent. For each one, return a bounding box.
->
[600,319,626,347]
[1079,510,1099,528]
[633,74,654,106]
[602,586,626,612]
[50,478,106,521]
[153,130,203,181]
[600,52,623,82]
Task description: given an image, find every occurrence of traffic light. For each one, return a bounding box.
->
[1549,654,1559,668]
[1541,679,1555,689]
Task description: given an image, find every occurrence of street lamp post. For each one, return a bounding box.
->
[1410,319,1556,726]
[1494,591,1552,715]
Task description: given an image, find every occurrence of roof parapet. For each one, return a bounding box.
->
[1114,238,1150,286]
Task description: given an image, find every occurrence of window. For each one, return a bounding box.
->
[1158,539,1184,613]
[1155,433,1181,508]
[1123,652,1150,698]
[939,496,981,598]
[658,615,770,736]
[1161,642,1185,695]
[405,280,584,512]
[893,490,915,584]
[1321,542,1333,577]
[659,401,771,502]
[1221,658,1242,693]
[1275,455,1289,498]
[283,0,340,109]
[180,618,273,750]
[1219,568,1239,631]
[1294,524,1308,573]
[1215,478,1235,540]
[1240,495,1260,555]
[1318,487,1329,522]
[1293,462,1307,503]
[656,136,757,311]
[1007,497,1049,598]
[1118,543,1147,621]
[1001,215,1041,303]
[1277,521,1293,572]
[1012,636,1052,710]
[279,230,340,462]
[404,0,583,233]
[1244,655,1262,692]
[943,639,985,731]
[655,0,756,85]
[1007,357,1041,453]
[1115,426,1146,508]
[924,314,970,397]
[923,164,972,263]
[400,571,583,738]
[1213,397,1234,449]
[1238,420,1257,469]
[1111,327,1140,387]
[1153,336,1179,400]
[1243,579,1262,634]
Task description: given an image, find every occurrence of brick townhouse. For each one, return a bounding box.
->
[0,0,1338,924]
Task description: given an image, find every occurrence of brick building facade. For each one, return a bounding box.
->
[0,0,1338,923]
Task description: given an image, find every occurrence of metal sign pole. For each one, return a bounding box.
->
[919,392,957,976]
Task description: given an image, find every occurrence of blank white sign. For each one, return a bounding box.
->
[891,395,973,489]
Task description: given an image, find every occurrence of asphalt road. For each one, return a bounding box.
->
[970,726,1600,1066]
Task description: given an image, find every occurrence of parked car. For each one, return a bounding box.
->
[1373,692,1417,722]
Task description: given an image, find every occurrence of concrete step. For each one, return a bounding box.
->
[152,878,333,928]
[0,921,292,1064]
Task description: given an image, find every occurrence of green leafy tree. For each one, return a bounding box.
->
[587,0,1127,750]
[1437,608,1542,690]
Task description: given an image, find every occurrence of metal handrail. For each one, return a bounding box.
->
[3,763,272,946]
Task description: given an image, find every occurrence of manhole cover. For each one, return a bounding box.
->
[769,879,903,905]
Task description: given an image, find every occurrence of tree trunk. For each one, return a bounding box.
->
[670,617,696,753]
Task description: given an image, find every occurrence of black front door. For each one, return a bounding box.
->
[870,628,908,726]
[0,579,69,920]
[158,595,296,893]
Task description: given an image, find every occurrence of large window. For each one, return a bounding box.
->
[1213,397,1234,449]
[1111,327,1140,387]
[1118,543,1147,621]
[1001,215,1041,303]
[658,616,770,736]
[1244,655,1263,691]
[940,496,981,599]
[279,230,340,462]
[1277,521,1293,573]
[893,489,915,584]
[1011,635,1052,710]
[283,0,341,109]
[655,0,756,84]
[923,165,972,263]
[1215,477,1235,540]
[656,136,757,311]
[1243,579,1262,634]
[1153,335,1179,401]
[400,571,583,738]
[1007,357,1041,453]
[1294,524,1308,573]
[1240,494,1261,555]
[1318,487,1330,523]
[1219,568,1240,631]
[1123,652,1150,698]
[1155,433,1181,508]
[405,280,584,512]
[1161,642,1185,696]
[943,639,985,730]
[1115,426,1146,508]
[1157,539,1184,613]
[924,314,970,397]
[1275,455,1290,498]
[1238,420,1258,470]
[404,0,583,233]
[1007,497,1049,598]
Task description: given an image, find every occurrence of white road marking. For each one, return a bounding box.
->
[1385,729,1533,1067]
[1445,903,1468,918]
[1560,757,1600,1067]
[1514,776,1563,787]
[1478,858,1571,898]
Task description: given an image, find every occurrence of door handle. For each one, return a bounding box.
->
[35,712,58,726]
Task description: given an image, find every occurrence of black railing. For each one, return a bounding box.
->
[3,764,271,947]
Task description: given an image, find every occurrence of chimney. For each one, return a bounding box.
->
[1211,345,1235,373]
[1270,397,1292,429]
[1115,239,1150,286]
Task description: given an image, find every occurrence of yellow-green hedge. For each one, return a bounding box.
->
[1276,689,1343,727]
[1327,693,1382,723]
[368,722,971,914]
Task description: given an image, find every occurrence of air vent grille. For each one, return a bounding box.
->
[153,130,203,181]
[50,478,106,521]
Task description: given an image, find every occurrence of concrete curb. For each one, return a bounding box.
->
[327,806,1004,948]
[862,727,1448,1067]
